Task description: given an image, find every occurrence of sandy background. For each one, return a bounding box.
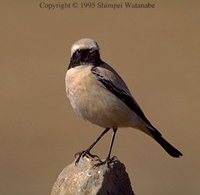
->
[0,1,199,195]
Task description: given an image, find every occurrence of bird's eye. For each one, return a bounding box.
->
[89,49,95,53]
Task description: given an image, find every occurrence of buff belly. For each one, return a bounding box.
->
[65,66,138,128]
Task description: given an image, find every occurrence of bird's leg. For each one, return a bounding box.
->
[95,128,118,166]
[75,128,110,164]
[107,127,117,161]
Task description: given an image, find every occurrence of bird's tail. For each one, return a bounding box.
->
[135,121,183,158]
[153,133,183,158]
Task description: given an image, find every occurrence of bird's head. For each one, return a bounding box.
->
[69,38,102,68]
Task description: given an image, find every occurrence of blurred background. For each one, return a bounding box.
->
[0,1,199,194]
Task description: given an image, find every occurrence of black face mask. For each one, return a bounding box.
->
[68,49,102,69]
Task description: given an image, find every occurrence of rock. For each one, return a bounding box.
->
[51,156,135,195]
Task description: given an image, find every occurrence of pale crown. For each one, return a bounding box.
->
[71,38,100,56]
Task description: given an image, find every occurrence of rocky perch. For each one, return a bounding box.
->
[51,156,135,195]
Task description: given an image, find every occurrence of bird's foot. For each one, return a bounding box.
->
[94,156,117,167]
[74,150,99,165]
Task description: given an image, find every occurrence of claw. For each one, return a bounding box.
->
[94,156,115,167]
[74,150,99,165]
[111,156,118,161]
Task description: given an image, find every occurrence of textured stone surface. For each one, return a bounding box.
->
[51,157,135,195]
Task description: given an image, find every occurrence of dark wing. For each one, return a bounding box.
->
[91,65,183,158]
[91,66,160,136]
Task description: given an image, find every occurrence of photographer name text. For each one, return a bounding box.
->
[39,2,156,10]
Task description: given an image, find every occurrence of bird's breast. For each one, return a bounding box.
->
[65,65,136,128]
[65,66,97,114]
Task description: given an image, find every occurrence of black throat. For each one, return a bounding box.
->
[68,49,102,69]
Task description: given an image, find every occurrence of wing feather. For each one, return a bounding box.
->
[91,64,161,136]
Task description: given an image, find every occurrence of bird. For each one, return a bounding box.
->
[65,38,183,164]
